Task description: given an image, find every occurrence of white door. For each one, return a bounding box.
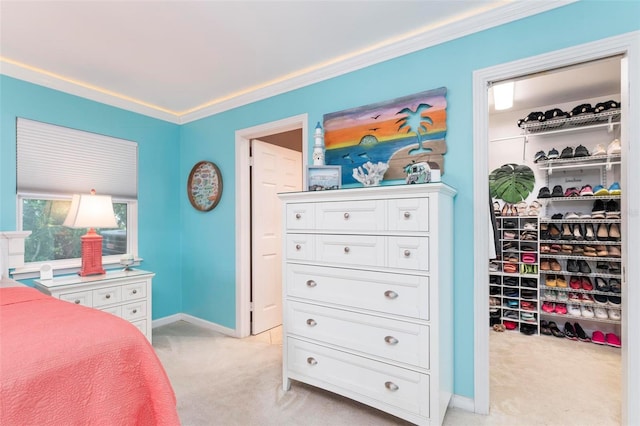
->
[251,139,302,334]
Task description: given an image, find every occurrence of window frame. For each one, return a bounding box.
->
[12,192,138,279]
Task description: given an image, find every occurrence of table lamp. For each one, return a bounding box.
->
[63,189,118,276]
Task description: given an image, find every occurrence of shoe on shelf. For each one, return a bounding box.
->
[567,304,582,317]
[573,223,584,240]
[596,245,609,257]
[564,187,580,197]
[560,146,574,159]
[609,278,621,293]
[548,148,560,160]
[578,260,591,274]
[608,223,621,241]
[545,275,556,287]
[574,144,590,158]
[548,321,565,338]
[551,213,564,219]
[579,185,593,196]
[534,150,548,163]
[592,330,606,345]
[542,301,556,313]
[574,323,591,342]
[555,303,568,315]
[563,322,578,340]
[580,305,595,318]
[527,201,542,216]
[606,333,621,348]
[504,321,517,330]
[608,309,621,321]
[580,293,594,304]
[569,276,582,289]
[608,182,621,195]
[551,185,564,198]
[594,294,608,305]
[592,143,606,156]
[596,223,609,241]
[566,259,579,273]
[607,139,621,156]
[544,290,557,300]
[550,259,563,272]
[609,245,621,257]
[561,223,573,239]
[540,320,552,336]
[581,277,594,291]
[592,199,606,218]
[537,186,551,198]
[592,185,610,196]
[608,296,621,306]
[606,200,620,219]
[584,223,596,241]
[609,262,622,273]
[557,291,569,302]
[594,307,609,320]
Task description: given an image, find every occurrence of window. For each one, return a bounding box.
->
[15,118,138,274]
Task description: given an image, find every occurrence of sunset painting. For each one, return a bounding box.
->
[323,87,447,185]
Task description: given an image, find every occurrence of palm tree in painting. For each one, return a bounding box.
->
[395,103,434,153]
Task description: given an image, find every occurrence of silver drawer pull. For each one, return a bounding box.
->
[132,289,137,294]
[295,213,301,219]
[384,290,398,299]
[343,212,350,219]
[306,280,317,288]
[307,357,318,366]
[404,211,411,218]
[344,247,350,253]
[74,300,81,304]
[384,336,399,345]
[385,381,399,392]
[295,244,302,250]
[306,319,317,327]
[403,249,411,257]
[132,309,138,314]
[105,294,111,299]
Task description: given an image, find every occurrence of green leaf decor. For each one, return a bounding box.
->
[489,163,535,203]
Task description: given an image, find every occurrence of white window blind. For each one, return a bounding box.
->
[17,118,138,199]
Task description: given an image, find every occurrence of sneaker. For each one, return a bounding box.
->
[594,294,609,305]
[564,187,580,197]
[579,185,593,196]
[592,185,609,197]
[608,182,621,195]
[581,277,594,291]
[606,333,621,348]
[578,260,591,274]
[580,293,594,304]
[580,305,594,318]
[568,292,581,302]
[606,200,621,218]
[594,307,609,319]
[542,302,556,313]
[555,303,567,315]
[560,146,574,159]
[538,186,551,198]
[574,323,591,342]
[544,290,557,301]
[563,322,578,340]
[547,148,560,159]
[592,199,606,218]
[551,185,564,197]
[592,143,606,156]
[574,144,590,157]
[607,139,621,156]
[534,150,548,163]
[551,213,564,219]
[557,291,569,302]
[569,277,582,289]
[608,296,621,306]
[608,309,621,321]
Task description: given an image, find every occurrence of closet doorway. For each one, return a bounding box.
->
[473,32,639,424]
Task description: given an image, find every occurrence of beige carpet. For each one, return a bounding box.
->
[153,321,620,426]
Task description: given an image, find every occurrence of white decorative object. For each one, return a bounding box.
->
[0,231,31,279]
[279,184,457,426]
[312,122,325,166]
[352,161,389,186]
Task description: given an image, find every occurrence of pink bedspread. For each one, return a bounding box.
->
[0,287,180,425]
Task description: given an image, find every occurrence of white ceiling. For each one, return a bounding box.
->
[1,1,598,124]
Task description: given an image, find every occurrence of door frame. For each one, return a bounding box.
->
[472,31,639,423]
[235,114,308,338]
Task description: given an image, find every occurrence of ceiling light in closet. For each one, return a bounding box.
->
[493,81,515,110]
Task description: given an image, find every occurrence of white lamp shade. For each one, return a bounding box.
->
[63,193,118,229]
[493,81,515,110]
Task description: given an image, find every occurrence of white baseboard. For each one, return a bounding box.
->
[152,312,238,337]
[152,313,183,328]
[449,394,475,413]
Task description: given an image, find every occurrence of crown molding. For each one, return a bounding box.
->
[1,1,576,125]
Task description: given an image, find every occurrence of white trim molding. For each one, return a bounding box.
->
[473,31,640,423]
[152,313,237,337]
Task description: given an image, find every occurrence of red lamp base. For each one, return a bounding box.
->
[79,229,105,276]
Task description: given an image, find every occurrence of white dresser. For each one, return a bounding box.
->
[279,183,456,426]
[34,269,154,342]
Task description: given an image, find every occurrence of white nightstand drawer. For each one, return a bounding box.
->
[131,319,147,336]
[286,234,315,261]
[92,285,122,307]
[387,237,429,271]
[287,301,430,368]
[387,198,429,232]
[286,264,430,319]
[59,290,92,307]
[315,200,385,232]
[121,300,146,321]
[286,203,315,230]
[122,281,146,301]
[287,338,430,418]
[101,305,122,317]
[315,234,384,268]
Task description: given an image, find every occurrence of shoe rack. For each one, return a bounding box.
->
[489,216,540,335]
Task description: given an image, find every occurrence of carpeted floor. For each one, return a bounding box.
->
[152,321,620,426]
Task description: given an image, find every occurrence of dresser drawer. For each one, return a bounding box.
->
[121,300,146,322]
[286,264,429,319]
[286,203,315,230]
[287,301,430,368]
[122,281,146,301]
[59,290,92,307]
[315,234,384,268]
[287,338,430,418]
[286,234,315,261]
[387,197,429,232]
[100,305,122,317]
[387,236,429,271]
[131,319,147,336]
[315,200,385,232]
[92,285,122,307]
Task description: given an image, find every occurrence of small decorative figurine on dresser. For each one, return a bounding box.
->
[405,161,431,184]
[312,122,325,166]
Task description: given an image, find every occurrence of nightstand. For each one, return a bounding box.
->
[34,269,154,342]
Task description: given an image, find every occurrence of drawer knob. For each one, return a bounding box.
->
[384,290,398,299]
[404,211,411,218]
[403,249,411,257]
[295,213,302,219]
[306,280,317,288]
[307,357,318,366]
[132,289,137,294]
[384,336,399,345]
[306,318,317,327]
[344,247,350,253]
[295,244,302,250]
[132,309,138,314]
[343,212,350,219]
[105,294,111,299]
[74,300,81,304]
[385,381,399,392]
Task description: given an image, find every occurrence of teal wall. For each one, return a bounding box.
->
[1,0,638,399]
[0,76,182,319]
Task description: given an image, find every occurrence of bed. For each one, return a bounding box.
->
[0,285,180,425]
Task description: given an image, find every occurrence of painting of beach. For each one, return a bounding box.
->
[323,87,447,185]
